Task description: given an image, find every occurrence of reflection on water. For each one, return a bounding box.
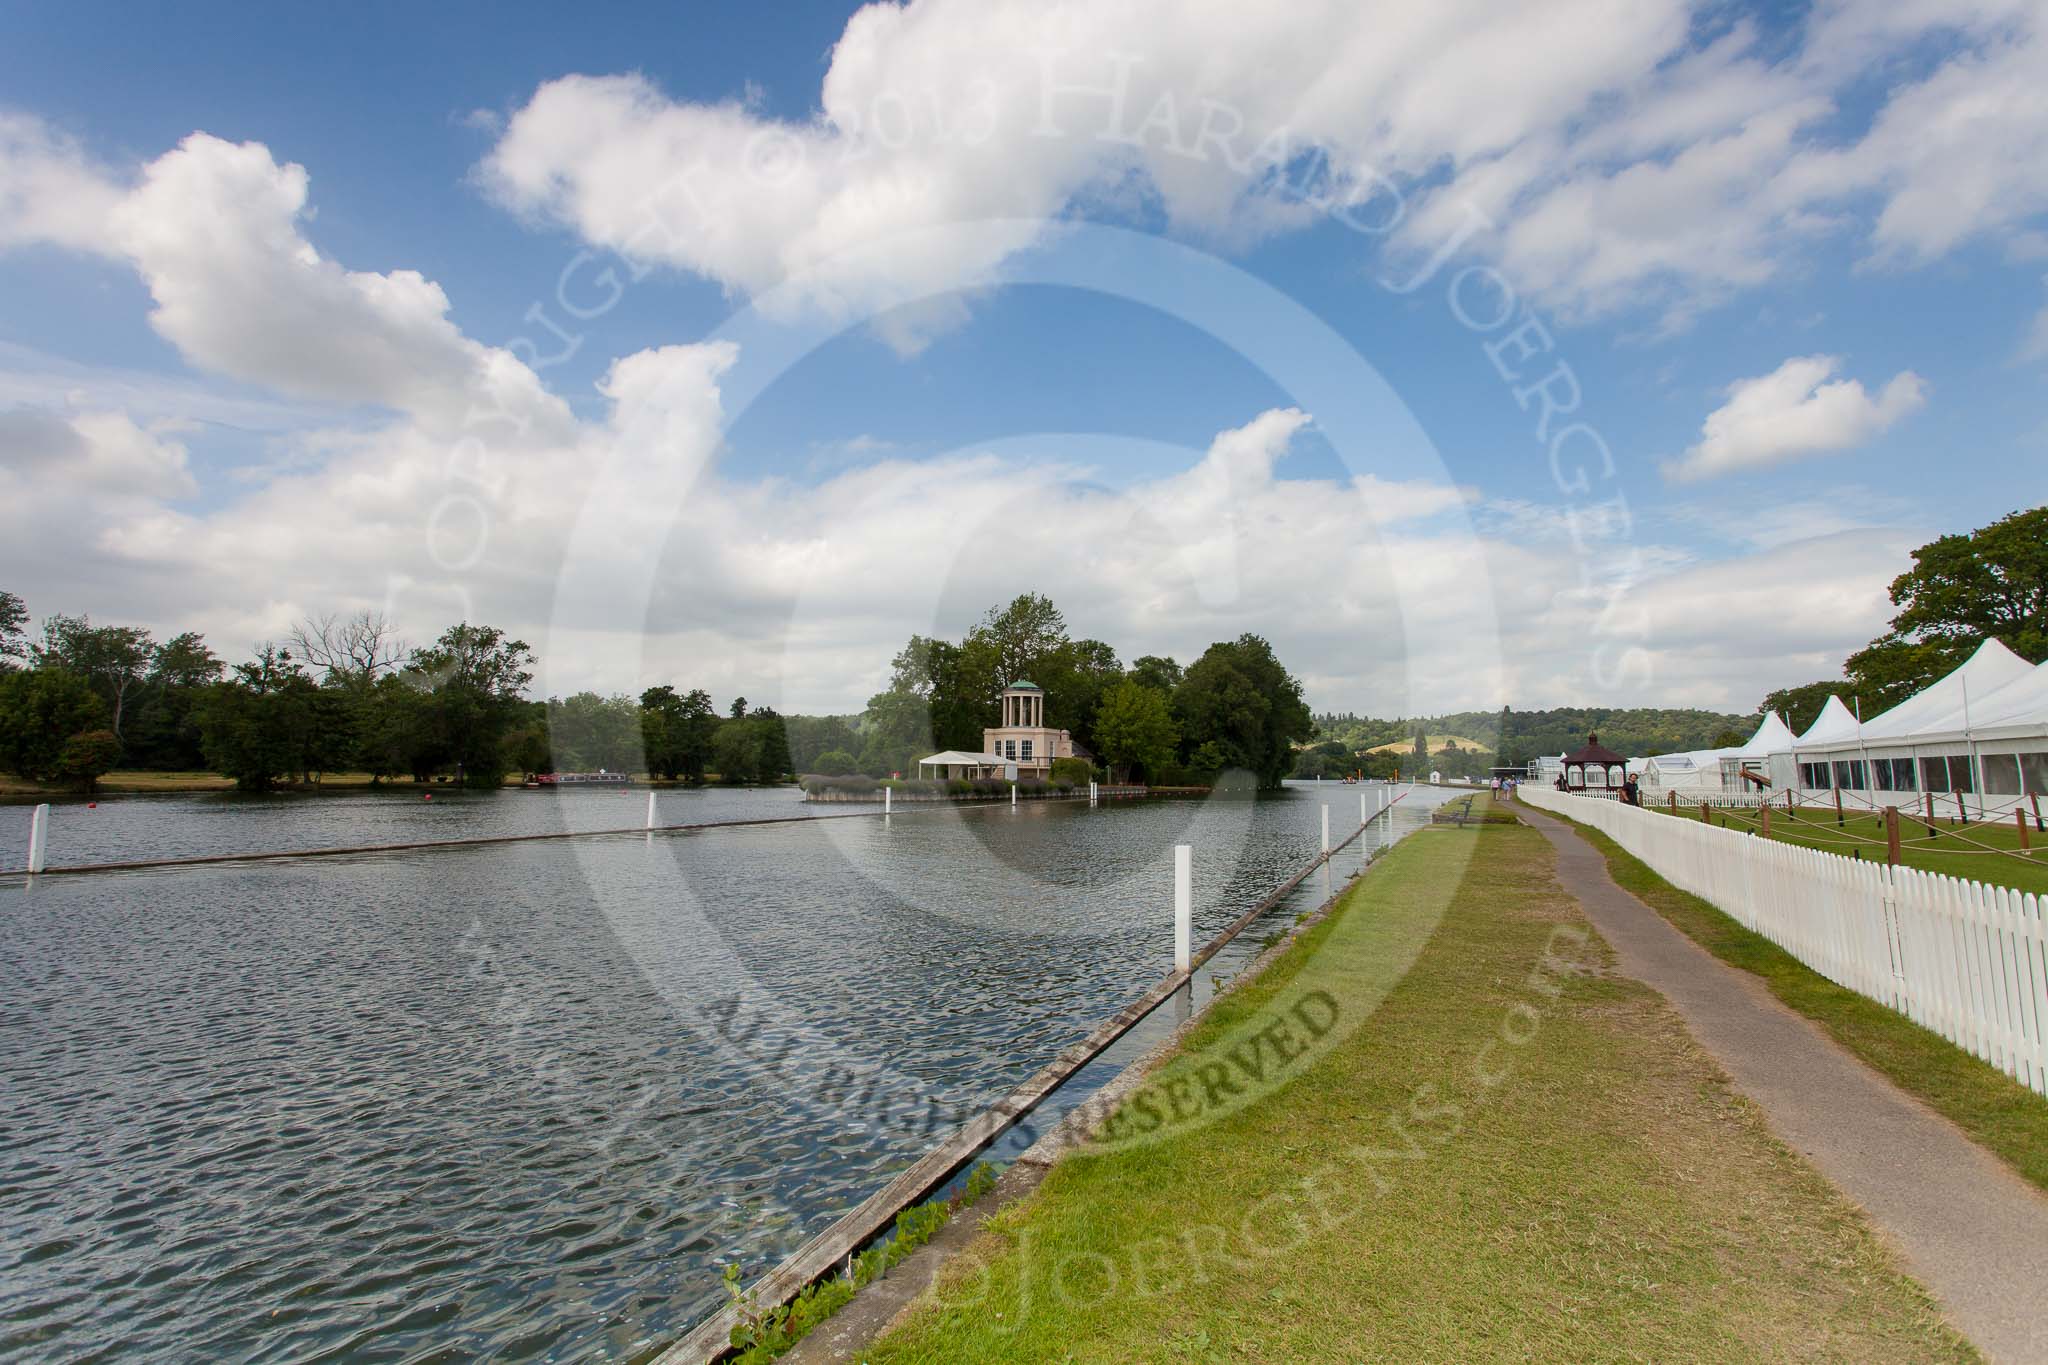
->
[0,783,1454,1361]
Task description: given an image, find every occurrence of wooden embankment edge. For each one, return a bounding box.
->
[655,794,1403,1364]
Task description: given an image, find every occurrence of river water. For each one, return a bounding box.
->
[0,781,1457,1361]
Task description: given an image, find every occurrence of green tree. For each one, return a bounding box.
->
[890,635,989,751]
[501,709,552,778]
[354,672,443,781]
[1173,635,1312,789]
[194,646,323,790]
[126,631,224,769]
[811,748,857,775]
[0,668,107,781]
[1128,655,1184,694]
[969,592,1069,697]
[1841,637,1969,715]
[36,614,154,741]
[1411,727,1428,769]
[0,590,27,671]
[785,714,859,773]
[1092,679,1178,782]
[1880,506,2048,662]
[407,623,534,787]
[1038,638,1121,755]
[712,718,761,783]
[858,688,932,778]
[750,706,793,781]
[642,687,721,781]
[56,728,120,791]
[547,692,642,772]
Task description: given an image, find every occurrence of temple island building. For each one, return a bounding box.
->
[915,680,1089,782]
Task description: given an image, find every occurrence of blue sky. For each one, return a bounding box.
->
[2,1,2044,714]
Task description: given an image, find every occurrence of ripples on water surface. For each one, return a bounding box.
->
[0,782,1457,1360]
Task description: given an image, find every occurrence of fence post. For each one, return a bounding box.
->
[1173,844,1192,975]
[1954,790,1967,826]
[27,803,49,874]
[1699,800,1710,827]
[2019,807,2032,852]
[1834,787,1844,827]
[1761,802,1772,838]
[1885,806,1900,866]
[1668,790,1676,812]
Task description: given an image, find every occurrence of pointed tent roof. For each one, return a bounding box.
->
[1793,695,1860,747]
[1852,638,2035,744]
[1906,657,2048,744]
[1737,711,1794,757]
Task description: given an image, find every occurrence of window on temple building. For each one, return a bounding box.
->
[1021,740,1033,760]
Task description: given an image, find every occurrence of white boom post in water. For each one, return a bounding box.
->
[884,786,892,815]
[27,803,49,874]
[646,790,657,829]
[1360,790,1368,828]
[1320,803,1333,901]
[1011,783,1018,809]
[1173,843,1192,974]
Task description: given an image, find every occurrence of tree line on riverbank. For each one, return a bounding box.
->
[1299,705,1760,781]
[0,589,1313,792]
[849,593,1313,788]
[0,596,796,791]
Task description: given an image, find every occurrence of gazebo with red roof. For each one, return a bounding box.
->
[1560,733,1627,794]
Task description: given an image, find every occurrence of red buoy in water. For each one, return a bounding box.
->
[423,792,433,802]
[88,801,97,810]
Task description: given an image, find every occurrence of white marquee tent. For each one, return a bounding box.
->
[1641,711,1792,798]
[1772,639,2048,818]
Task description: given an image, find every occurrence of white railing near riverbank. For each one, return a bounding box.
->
[1516,785,2048,1098]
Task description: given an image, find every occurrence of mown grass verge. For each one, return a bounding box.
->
[1646,801,2048,897]
[1555,813,2048,1194]
[862,820,1973,1363]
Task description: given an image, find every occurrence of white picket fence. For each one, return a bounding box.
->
[1517,785,2048,1097]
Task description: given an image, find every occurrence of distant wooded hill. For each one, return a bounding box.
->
[1312,706,1761,765]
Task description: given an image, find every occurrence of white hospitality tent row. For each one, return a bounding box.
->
[1776,638,2048,819]
[1640,712,1795,798]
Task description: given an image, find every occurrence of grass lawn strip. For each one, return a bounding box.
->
[864,819,1972,1363]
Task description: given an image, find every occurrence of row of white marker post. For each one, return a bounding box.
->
[1168,783,1397,976]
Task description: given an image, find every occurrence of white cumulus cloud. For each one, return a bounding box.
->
[0,112,124,254]
[1663,355,1927,483]
[476,1,2048,334]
